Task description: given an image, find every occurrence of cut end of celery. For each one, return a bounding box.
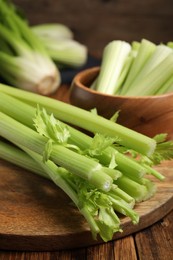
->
[38,72,61,95]
[147,140,157,157]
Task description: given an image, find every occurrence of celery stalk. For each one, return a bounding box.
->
[0,91,165,183]
[31,23,87,68]
[1,91,157,184]
[43,39,88,67]
[115,175,149,202]
[167,42,173,49]
[125,53,173,96]
[0,111,117,191]
[0,0,61,95]
[110,196,139,224]
[156,74,173,94]
[165,82,173,93]
[32,23,74,40]
[0,139,47,178]
[121,39,156,94]
[115,51,136,93]
[0,84,156,156]
[95,40,131,94]
[0,138,140,242]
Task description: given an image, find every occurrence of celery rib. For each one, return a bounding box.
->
[0,84,156,156]
[0,111,115,191]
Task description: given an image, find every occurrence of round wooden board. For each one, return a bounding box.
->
[0,158,173,251]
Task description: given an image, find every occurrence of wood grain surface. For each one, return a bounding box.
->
[0,82,173,251]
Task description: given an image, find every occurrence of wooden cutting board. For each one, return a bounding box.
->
[0,85,173,251]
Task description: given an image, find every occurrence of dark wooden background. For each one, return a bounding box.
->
[13,0,173,56]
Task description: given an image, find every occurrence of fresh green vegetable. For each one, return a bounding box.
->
[0,111,119,191]
[0,0,61,95]
[0,83,157,156]
[156,74,173,95]
[32,24,88,68]
[167,42,173,49]
[32,23,74,41]
[120,39,156,94]
[93,39,173,96]
[1,84,173,241]
[0,139,139,241]
[0,138,47,178]
[94,40,131,94]
[125,45,173,96]
[0,90,164,182]
[42,38,87,68]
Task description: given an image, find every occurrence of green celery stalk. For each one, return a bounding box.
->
[32,23,74,40]
[95,40,131,94]
[0,84,157,156]
[143,164,165,180]
[165,82,173,93]
[0,139,47,178]
[110,196,139,224]
[0,138,135,208]
[115,49,137,93]
[121,39,156,94]
[125,52,173,96]
[167,42,173,49]
[0,138,140,242]
[0,0,61,95]
[1,90,166,183]
[31,24,87,67]
[43,39,88,67]
[156,74,173,95]
[1,92,156,183]
[0,111,118,191]
[115,175,149,202]
[131,41,141,51]
[141,178,157,201]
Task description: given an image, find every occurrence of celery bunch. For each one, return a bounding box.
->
[1,84,173,241]
[0,0,61,95]
[93,39,173,96]
[32,24,88,68]
[0,0,87,94]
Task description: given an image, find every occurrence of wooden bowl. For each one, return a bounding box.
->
[70,67,173,139]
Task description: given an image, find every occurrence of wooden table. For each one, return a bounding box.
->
[0,208,172,259]
[0,209,172,259]
[0,84,173,260]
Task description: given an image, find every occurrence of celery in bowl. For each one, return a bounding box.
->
[70,39,173,139]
